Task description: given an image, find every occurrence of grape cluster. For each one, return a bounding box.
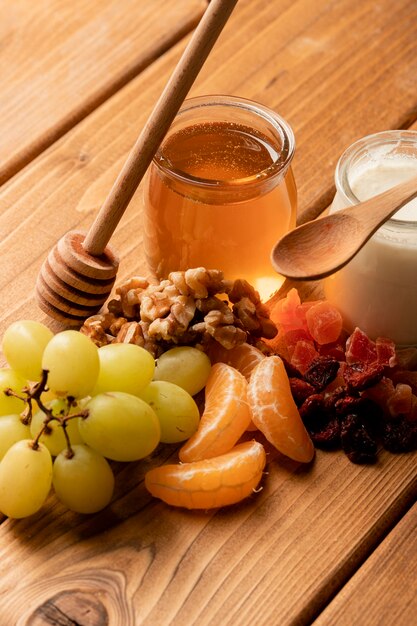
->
[0,321,211,518]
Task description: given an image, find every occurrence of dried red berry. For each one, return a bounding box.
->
[343,362,384,392]
[304,356,340,391]
[381,418,417,453]
[335,395,382,438]
[340,414,378,464]
[300,393,341,448]
[289,377,316,406]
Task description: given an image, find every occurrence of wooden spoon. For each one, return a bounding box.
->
[36,0,238,325]
[271,174,417,281]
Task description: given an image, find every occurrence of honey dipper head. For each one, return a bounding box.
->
[36,231,119,326]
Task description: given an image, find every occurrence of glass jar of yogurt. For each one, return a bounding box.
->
[324,130,417,346]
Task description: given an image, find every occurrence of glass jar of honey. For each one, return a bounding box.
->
[324,130,417,346]
[143,95,296,300]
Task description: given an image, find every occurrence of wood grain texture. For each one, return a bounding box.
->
[0,0,206,185]
[0,445,415,625]
[313,503,417,626]
[0,1,416,624]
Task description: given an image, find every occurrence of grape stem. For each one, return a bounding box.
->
[5,369,89,455]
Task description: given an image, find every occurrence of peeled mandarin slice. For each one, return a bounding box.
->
[248,355,315,463]
[207,342,266,381]
[179,363,252,462]
[207,342,265,431]
[145,440,266,509]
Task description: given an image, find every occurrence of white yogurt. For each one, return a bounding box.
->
[324,132,417,345]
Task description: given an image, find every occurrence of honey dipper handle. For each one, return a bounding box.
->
[83,0,238,256]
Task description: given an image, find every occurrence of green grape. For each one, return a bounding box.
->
[2,320,53,381]
[53,444,114,514]
[30,399,83,456]
[0,440,52,518]
[42,330,99,398]
[154,346,211,396]
[0,414,31,460]
[93,343,155,396]
[80,392,160,461]
[139,381,200,444]
[0,368,27,416]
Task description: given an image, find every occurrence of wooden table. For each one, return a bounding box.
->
[0,1,416,624]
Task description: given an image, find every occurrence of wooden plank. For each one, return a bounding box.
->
[0,0,206,185]
[0,447,415,625]
[0,1,416,624]
[313,503,417,626]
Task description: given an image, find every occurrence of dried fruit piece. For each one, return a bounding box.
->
[343,362,384,392]
[248,356,315,463]
[269,288,302,330]
[340,414,378,464]
[299,394,341,448]
[361,377,396,415]
[304,356,340,391]
[289,378,316,407]
[381,418,417,453]
[387,383,413,418]
[346,327,377,365]
[375,337,397,368]
[290,340,318,375]
[317,340,347,362]
[305,301,343,345]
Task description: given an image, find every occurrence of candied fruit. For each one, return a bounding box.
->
[269,288,302,330]
[266,290,417,465]
[290,340,318,375]
[375,337,397,368]
[346,328,377,365]
[387,383,413,418]
[305,301,343,345]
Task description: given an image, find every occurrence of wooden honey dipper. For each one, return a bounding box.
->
[36,0,238,325]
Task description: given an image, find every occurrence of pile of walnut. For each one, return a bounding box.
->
[81,268,277,357]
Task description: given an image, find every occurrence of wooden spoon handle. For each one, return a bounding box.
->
[82,0,238,256]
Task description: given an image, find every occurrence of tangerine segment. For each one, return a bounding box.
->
[145,440,266,509]
[179,363,252,462]
[207,342,265,381]
[248,356,315,463]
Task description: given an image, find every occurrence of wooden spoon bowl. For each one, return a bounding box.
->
[271,174,417,281]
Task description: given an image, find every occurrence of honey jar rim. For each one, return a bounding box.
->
[152,95,295,189]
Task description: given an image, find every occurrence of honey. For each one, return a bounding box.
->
[143,96,296,300]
